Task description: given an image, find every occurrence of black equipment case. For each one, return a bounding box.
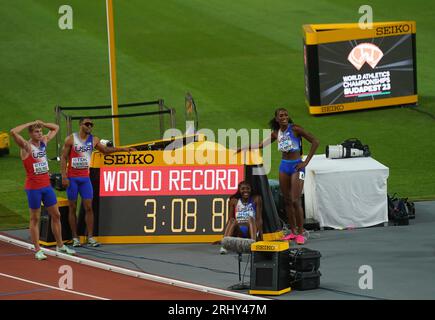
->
[289,270,322,290]
[288,247,322,290]
[288,248,321,272]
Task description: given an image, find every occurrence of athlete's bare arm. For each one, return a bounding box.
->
[93,136,136,155]
[41,122,59,143]
[61,135,74,188]
[293,125,319,171]
[228,198,238,220]
[10,121,39,157]
[236,131,277,153]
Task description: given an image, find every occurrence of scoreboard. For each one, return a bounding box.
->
[303,21,417,114]
[98,165,243,238]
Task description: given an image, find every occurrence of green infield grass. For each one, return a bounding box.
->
[1,0,434,229]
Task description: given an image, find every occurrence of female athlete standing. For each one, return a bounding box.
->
[239,108,319,244]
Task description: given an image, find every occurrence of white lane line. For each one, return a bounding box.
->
[0,234,268,300]
[0,272,109,300]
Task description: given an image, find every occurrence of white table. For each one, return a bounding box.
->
[303,154,389,229]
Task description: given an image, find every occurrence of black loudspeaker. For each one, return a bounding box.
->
[250,242,291,295]
[39,198,72,246]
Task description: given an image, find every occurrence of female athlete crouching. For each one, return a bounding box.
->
[220,181,263,254]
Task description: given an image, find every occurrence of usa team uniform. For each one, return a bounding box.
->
[67,133,94,200]
[23,141,57,209]
[277,124,304,176]
[234,198,257,238]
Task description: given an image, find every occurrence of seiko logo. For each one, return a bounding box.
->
[376,24,411,36]
[74,145,92,153]
[103,154,155,165]
[321,105,344,113]
[32,151,46,159]
[255,245,277,251]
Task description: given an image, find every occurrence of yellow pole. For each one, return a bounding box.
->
[106,0,120,146]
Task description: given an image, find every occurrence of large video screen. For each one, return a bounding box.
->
[317,34,416,105]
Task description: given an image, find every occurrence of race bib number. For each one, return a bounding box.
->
[33,161,49,175]
[72,157,89,169]
[236,216,249,223]
[278,136,294,152]
[236,210,253,223]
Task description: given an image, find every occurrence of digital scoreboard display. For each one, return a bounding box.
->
[98,165,243,237]
[303,21,417,114]
[318,34,415,104]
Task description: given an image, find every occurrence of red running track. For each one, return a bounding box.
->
[0,240,234,300]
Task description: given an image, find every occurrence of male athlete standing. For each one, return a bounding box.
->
[61,117,135,247]
[10,120,75,260]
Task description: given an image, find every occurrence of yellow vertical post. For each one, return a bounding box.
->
[106,0,120,146]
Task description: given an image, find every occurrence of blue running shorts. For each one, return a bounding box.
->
[279,158,305,176]
[67,177,94,201]
[239,225,249,238]
[25,186,57,210]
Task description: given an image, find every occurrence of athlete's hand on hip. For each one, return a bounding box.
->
[62,177,69,188]
[295,161,307,171]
